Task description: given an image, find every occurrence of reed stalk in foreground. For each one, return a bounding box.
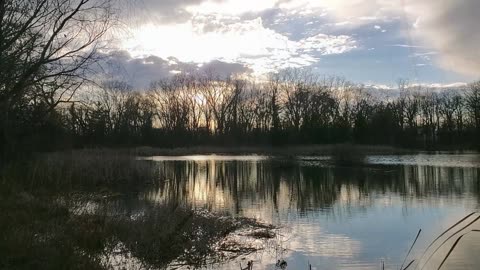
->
[393,212,480,270]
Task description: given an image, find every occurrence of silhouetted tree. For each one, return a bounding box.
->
[0,0,113,156]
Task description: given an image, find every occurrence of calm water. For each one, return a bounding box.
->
[137,154,480,270]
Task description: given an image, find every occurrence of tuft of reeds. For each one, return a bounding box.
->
[330,144,367,166]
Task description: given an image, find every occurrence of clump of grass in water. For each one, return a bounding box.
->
[330,144,367,166]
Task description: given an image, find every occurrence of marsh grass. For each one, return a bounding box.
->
[1,149,160,192]
[0,149,275,270]
[0,192,106,270]
[0,193,272,270]
[112,207,272,268]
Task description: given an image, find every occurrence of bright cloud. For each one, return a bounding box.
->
[121,16,356,74]
[187,0,278,15]
[406,0,480,77]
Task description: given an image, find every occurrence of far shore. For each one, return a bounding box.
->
[128,144,423,157]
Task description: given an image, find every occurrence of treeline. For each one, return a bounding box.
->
[13,71,479,151]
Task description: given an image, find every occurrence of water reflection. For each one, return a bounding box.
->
[141,156,480,269]
[144,159,480,215]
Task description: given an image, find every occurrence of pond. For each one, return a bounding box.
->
[134,154,480,270]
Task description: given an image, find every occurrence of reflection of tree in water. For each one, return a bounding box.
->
[143,160,480,216]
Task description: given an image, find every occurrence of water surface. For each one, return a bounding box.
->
[140,154,480,269]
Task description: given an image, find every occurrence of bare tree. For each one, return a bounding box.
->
[200,75,243,135]
[466,81,480,133]
[439,90,463,135]
[0,0,114,152]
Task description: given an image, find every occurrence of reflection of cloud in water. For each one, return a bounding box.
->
[289,222,362,258]
[440,232,480,270]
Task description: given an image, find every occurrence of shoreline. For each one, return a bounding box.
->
[130,144,417,157]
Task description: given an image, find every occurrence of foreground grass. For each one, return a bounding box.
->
[0,150,274,270]
[0,191,268,270]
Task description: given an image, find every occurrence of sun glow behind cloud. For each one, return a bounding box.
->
[121,16,356,75]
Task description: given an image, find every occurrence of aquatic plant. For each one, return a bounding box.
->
[396,212,480,270]
[330,144,367,166]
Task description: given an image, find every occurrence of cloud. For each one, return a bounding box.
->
[187,0,278,15]
[300,33,356,54]
[121,0,222,24]
[277,0,400,23]
[406,0,480,78]
[121,16,356,74]
[198,60,252,76]
[277,0,480,77]
[97,50,252,89]
[121,0,280,24]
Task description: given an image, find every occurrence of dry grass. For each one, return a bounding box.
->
[2,149,160,191]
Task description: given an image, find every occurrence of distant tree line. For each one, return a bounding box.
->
[42,72,480,150]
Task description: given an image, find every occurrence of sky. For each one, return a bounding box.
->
[104,0,480,89]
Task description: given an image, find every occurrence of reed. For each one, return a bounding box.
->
[2,149,160,191]
[393,212,480,270]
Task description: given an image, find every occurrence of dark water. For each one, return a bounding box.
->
[138,154,480,270]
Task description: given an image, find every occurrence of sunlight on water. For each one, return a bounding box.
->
[139,154,480,269]
[140,155,269,161]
